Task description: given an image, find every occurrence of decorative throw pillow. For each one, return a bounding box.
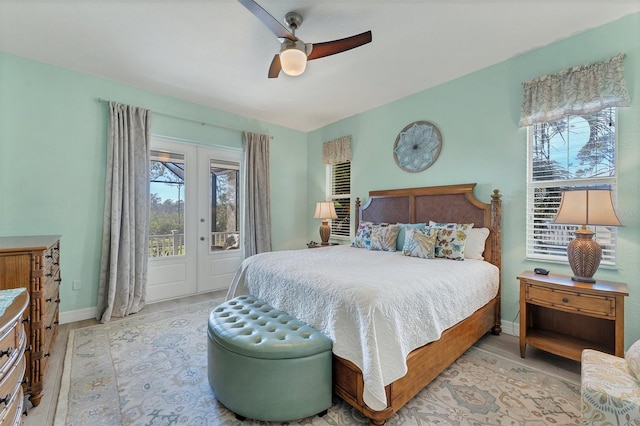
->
[429,221,474,261]
[395,223,427,251]
[369,225,400,252]
[625,339,640,380]
[351,221,374,248]
[402,227,438,259]
[465,227,490,260]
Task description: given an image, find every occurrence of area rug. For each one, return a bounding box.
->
[56,298,581,425]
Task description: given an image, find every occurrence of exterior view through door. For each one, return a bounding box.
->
[146,137,243,302]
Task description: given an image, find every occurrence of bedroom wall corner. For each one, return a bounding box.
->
[306,13,640,350]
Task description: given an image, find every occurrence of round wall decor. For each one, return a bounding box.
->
[393,121,442,173]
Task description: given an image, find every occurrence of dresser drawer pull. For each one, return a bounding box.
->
[22,316,30,324]
[0,393,12,406]
[46,325,52,330]
[0,347,13,358]
[55,278,62,283]
[562,297,569,303]
[22,376,29,385]
[44,353,50,357]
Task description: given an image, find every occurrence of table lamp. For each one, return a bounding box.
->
[314,202,338,245]
[552,188,621,283]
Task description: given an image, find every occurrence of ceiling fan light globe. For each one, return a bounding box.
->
[280,47,307,76]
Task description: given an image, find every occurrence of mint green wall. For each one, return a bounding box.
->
[1,14,639,347]
[0,53,308,314]
[308,14,640,348]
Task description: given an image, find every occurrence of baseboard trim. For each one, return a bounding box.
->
[60,307,97,324]
[501,319,519,337]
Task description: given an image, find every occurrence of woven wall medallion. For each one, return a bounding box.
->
[393,121,442,173]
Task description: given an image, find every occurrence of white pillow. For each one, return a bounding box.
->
[625,339,640,380]
[465,228,490,260]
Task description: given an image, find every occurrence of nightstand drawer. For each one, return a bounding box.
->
[526,284,615,318]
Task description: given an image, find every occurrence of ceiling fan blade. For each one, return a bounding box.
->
[268,54,282,78]
[237,0,297,41]
[307,31,372,61]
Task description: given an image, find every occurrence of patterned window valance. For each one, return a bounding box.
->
[519,53,630,127]
[322,135,352,165]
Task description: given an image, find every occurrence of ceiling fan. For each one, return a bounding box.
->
[237,0,372,78]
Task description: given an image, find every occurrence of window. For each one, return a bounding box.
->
[526,107,618,265]
[209,159,240,251]
[327,161,351,238]
[149,150,186,257]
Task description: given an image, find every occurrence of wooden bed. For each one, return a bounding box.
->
[332,183,502,425]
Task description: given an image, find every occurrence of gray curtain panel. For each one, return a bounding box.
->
[243,132,272,256]
[97,102,151,323]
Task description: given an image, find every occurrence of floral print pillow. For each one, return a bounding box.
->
[369,225,400,252]
[402,227,438,259]
[351,221,374,248]
[429,222,474,261]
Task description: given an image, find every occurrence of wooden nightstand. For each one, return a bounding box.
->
[518,270,628,361]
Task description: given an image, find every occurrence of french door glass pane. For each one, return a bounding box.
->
[149,150,186,257]
[210,160,240,252]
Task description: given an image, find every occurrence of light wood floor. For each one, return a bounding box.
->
[23,292,581,425]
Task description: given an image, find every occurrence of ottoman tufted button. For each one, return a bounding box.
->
[208,295,332,359]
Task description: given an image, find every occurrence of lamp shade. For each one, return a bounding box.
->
[314,202,338,220]
[280,44,307,76]
[553,189,621,226]
[552,188,621,283]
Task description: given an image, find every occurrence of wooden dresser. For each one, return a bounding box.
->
[0,289,29,425]
[0,236,61,408]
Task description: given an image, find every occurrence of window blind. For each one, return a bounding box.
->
[328,161,351,238]
[526,107,618,265]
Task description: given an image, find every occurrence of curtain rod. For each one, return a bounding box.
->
[96,98,272,139]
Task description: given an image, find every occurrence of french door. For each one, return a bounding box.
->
[146,137,244,302]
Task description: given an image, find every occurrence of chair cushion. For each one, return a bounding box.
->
[208,295,332,359]
[626,339,640,381]
[581,349,640,424]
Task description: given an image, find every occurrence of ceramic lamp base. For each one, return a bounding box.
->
[319,220,331,245]
[567,228,601,283]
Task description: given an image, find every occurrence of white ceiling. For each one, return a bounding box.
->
[1,0,639,132]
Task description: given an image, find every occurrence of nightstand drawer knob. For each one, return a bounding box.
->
[562,297,569,303]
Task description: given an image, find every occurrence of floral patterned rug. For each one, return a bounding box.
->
[56,299,581,425]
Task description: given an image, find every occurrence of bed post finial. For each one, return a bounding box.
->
[354,197,361,234]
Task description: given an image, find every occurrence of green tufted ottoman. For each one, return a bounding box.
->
[207,295,333,422]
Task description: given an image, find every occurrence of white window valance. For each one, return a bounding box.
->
[519,53,630,127]
[322,135,352,165]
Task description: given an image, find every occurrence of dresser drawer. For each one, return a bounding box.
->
[0,385,23,425]
[0,320,20,377]
[0,354,25,422]
[526,283,615,318]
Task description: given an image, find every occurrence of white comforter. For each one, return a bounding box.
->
[226,245,499,411]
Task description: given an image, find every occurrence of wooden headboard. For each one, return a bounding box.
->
[355,183,502,270]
